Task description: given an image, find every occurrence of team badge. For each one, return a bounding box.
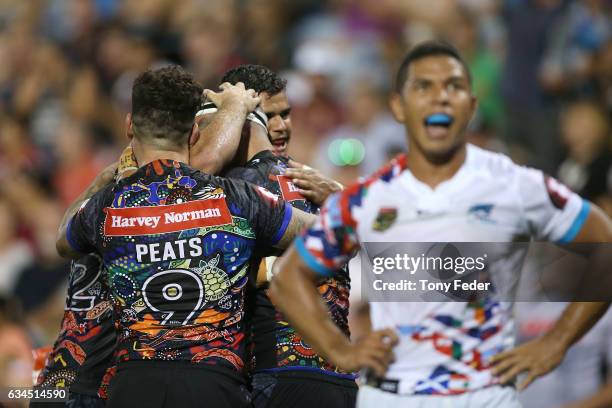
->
[372,207,398,231]
[468,204,495,223]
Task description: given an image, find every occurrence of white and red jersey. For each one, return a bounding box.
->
[295,144,590,395]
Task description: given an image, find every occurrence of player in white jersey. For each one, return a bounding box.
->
[269,41,612,407]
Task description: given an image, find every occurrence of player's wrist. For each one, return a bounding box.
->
[324,334,353,365]
[542,330,572,354]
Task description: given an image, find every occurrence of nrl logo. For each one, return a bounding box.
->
[372,207,398,232]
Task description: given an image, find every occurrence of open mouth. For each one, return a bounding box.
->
[423,113,454,140]
[271,137,289,152]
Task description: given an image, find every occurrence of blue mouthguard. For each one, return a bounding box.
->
[425,113,453,126]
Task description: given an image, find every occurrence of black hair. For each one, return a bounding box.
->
[131,65,202,146]
[395,40,472,93]
[221,64,286,95]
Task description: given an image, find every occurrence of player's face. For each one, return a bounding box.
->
[261,91,292,155]
[391,55,476,163]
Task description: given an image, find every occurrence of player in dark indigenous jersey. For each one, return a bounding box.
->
[32,148,140,408]
[216,64,357,408]
[55,66,314,408]
[36,83,262,408]
[32,255,112,408]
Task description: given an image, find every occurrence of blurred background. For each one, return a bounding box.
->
[0,0,610,406]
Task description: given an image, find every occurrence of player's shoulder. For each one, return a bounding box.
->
[466,144,520,177]
[335,154,408,212]
[246,150,284,169]
[82,182,116,211]
[358,153,408,188]
[467,145,562,202]
[226,150,282,183]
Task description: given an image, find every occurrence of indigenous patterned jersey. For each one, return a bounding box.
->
[296,144,590,395]
[66,160,291,373]
[225,150,353,378]
[36,254,116,395]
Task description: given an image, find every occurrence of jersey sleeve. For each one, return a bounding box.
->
[239,180,292,248]
[294,180,363,277]
[66,189,108,254]
[516,166,590,243]
[294,155,408,277]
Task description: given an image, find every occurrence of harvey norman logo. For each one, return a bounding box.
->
[276,175,304,201]
[103,198,232,236]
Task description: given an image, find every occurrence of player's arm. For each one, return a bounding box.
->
[492,301,611,389]
[284,159,343,206]
[56,146,136,259]
[191,82,260,174]
[269,246,397,376]
[269,175,400,375]
[56,162,117,258]
[273,207,315,249]
[492,204,612,389]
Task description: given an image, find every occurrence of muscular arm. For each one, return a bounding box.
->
[269,246,397,376]
[56,146,136,259]
[492,204,612,389]
[191,103,249,174]
[255,208,316,284]
[274,208,316,249]
[56,163,117,259]
[190,83,260,174]
[546,206,612,351]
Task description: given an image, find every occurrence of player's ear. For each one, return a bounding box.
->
[469,94,478,120]
[389,93,405,123]
[125,113,134,141]
[188,123,200,147]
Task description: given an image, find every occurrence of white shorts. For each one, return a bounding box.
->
[357,385,522,408]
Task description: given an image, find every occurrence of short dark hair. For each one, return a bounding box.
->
[221,64,286,95]
[395,41,471,93]
[131,65,202,146]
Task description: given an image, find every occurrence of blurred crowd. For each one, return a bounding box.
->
[0,0,610,405]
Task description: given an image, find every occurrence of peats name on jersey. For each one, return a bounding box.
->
[136,237,211,263]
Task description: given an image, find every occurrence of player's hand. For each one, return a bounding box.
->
[330,329,398,377]
[490,334,567,390]
[202,82,260,113]
[116,145,138,181]
[284,160,343,206]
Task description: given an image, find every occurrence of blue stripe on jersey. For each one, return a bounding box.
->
[255,366,358,380]
[558,200,591,244]
[294,236,335,277]
[271,203,293,245]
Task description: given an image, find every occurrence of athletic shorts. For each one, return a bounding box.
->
[107,361,251,408]
[251,370,358,408]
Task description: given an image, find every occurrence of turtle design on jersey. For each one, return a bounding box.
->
[195,254,247,302]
